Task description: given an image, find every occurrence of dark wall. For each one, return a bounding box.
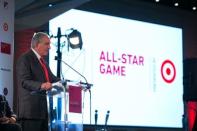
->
[183,58,197,101]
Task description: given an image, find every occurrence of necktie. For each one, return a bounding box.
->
[40,58,50,82]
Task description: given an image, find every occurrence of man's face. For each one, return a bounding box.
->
[35,36,51,57]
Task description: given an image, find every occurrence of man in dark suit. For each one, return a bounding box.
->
[0,94,21,131]
[16,32,60,131]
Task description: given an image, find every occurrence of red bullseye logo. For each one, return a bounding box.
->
[161,59,176,83]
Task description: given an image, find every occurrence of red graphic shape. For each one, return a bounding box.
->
[166,68,171,75]
[1,42,11,54]
[161,59,176,83]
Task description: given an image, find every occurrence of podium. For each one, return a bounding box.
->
[47,83,83,131]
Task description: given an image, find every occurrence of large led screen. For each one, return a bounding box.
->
[49,9,183,128]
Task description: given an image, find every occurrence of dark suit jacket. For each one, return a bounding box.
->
[16,49,60,119]
[0,94,16,119]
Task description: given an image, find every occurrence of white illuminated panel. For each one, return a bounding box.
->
[49,9,183,128]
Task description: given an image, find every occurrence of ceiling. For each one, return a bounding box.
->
[15,0,197,31]
[15,0,91,31]
[140,0,197,11]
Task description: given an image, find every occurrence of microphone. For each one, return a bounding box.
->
[105,110,110,126]
[95,110,98,125]
[55,57,93,89]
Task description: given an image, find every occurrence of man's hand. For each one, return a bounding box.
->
[0,116,16,124]
[41,82,52,90]
[0,116,10,124]
[9,117,16,124]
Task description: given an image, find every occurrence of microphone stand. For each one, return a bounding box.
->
[104,110,110,131]
[54,27,93,127]
[95,110,98,131]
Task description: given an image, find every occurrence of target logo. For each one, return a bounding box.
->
[161,59,176,83]
[3,22,8,31]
